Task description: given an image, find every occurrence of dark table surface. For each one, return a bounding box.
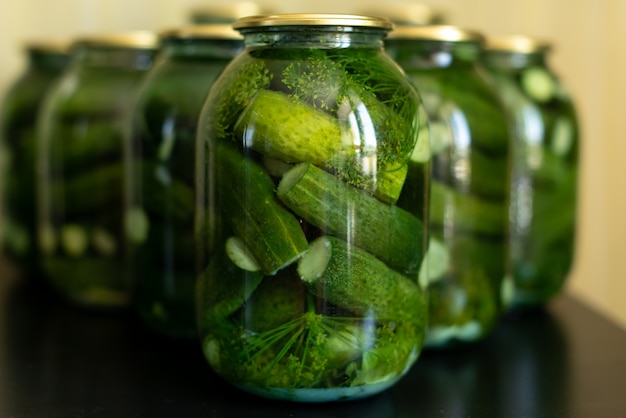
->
[1,268,626,418]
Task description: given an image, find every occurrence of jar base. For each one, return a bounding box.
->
[424,320,483,348]
[236,377,401,403]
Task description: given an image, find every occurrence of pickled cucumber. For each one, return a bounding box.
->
[278,162,424,274]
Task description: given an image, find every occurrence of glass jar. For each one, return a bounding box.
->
[482,36,579,307]
[37,32,158,308]
[0,41,69,274]
[195,14,430,402]
[127,25,243,337]
[386,25,512,347]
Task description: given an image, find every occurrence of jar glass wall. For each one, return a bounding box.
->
[0,41,68,275]
[482,36,579,307]
[127,25,243,337]
[195,14,430,401]
[37,32,158,308]
[386,25,512,348]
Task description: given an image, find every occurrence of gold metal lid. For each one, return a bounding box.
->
[72,31,159,49]
[159,25,243,41]
[233,14,394,31]
[387,25,484,43]
[484,35,552,53]
[24,39,70,55]
[189,1,261,22]
[360,3,445,25]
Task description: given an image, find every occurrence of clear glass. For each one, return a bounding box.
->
[37,44,156,308]
[386,38,512,347]
[0,48,68,274]
[127,35,243,337]
[482,49,579,307]
[195,24,430,401]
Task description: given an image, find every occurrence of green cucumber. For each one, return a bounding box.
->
[235,89,406,203]
[140,163,194,222]
[196,241,264,325]
[240,268,307,333]
[235,89,345,165]
[468,149,509,198]
[44,256,130,306]
[214,143,308,274]
[225,236,260,272]
[298,236,425,321]
[60,224,89,257]
[429,120,452,157]
[53,163,123,216]
[91,227,117,256]
[38,223,57,255]
[430,180,506,236]
[427,266,498,333]
[550,117,574,157]
[412,105,432,161]
[125,207,150,244]
[410,72,510,154]
[278,162,424,274]
[418,237,450,288]
[374,165,408,204]
[521,67,555,103]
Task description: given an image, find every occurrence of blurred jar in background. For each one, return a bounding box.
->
[482,36,580,308]
[37,32,158,309]
[187,1,261,24]
[386,25,513,348]
[126,25,243,338]
[0,41,69,276]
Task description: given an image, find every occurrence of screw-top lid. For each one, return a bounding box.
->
[233,13,394,31]
[387,25,484,43]
[72,31,159,49]
[159,24,243,41]
[24,39,70,55]
[189,1,261,23]
[360,2,445,25]
[484,35,552,53]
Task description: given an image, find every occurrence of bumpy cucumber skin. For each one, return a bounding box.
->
[300,236,427,323]
[235,89,408,204]
[214,143,309,275]
[278,163,424,274]
[235,89,345,166]
[236,266,307,333]
[483,55,579,307]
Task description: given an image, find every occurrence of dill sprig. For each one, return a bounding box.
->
[210,59,273,141]
[205,307,419,389]
[281,48,419,171]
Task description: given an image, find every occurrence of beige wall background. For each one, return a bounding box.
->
[1,0,624,328]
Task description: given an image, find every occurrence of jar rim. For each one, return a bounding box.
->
[233,13,393,31]
[72,31,159,50]
[188,1,261,22]
[387,25,484,43]
[484,35,552,53]
[359,3,444,25]
[160,25,243,41]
